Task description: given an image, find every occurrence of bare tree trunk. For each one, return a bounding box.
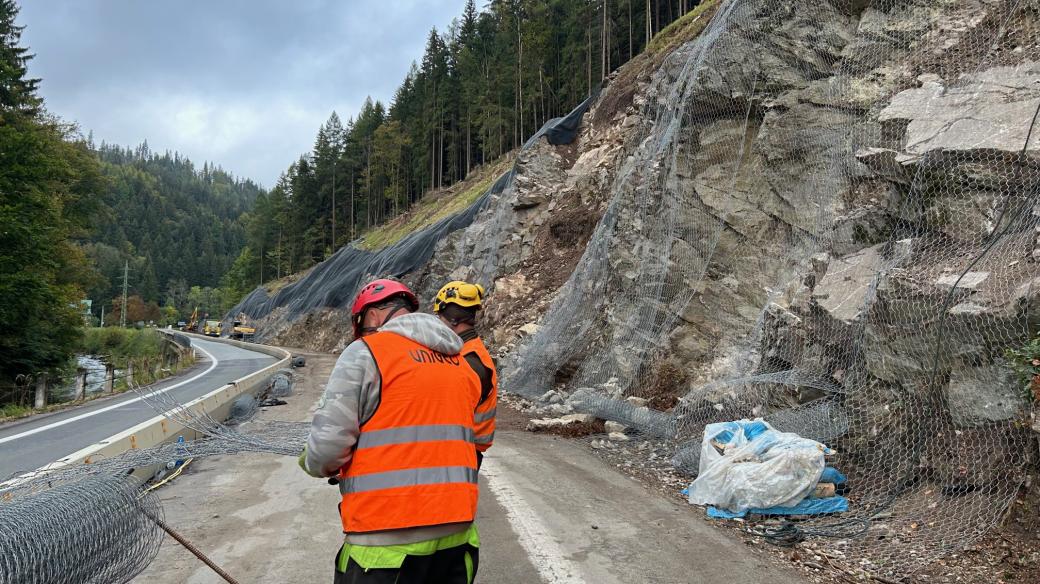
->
[628,0,633,61]
[517,15,523,147]
[603,0,607,78]
[646,0,652,44]
[587,12,592,95]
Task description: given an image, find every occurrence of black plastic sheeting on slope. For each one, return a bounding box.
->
[227,92,598,326]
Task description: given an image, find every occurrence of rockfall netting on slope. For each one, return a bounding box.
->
[506,0,1040,577]
[227,94,596,339]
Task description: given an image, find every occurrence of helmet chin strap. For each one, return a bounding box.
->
[360,303,408,335]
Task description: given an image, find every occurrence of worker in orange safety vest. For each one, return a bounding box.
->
[432,281,496,468]
[300,278,481,584]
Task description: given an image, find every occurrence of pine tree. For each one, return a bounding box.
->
[0,0,40,115]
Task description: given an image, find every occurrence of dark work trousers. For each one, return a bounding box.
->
[334,544,479,584]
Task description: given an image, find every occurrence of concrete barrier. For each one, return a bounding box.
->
[28,334,291,478]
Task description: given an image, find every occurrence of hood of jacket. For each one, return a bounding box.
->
[379,312,463,355]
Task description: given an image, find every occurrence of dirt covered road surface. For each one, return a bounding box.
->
[134,347,806,584]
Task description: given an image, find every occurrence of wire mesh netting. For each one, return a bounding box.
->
[0,372,310,584]
[0,475,165,584]
[501,0,1040,577]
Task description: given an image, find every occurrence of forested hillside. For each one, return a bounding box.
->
[86,143,261,320]
[228,0,703,292]
[0,0,102,383]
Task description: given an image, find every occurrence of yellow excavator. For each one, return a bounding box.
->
[184,307,200,332]
[229,320,256,341]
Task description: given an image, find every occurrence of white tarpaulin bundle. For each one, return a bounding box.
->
[687,419,827,513]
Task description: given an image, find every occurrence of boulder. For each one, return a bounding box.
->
[812,245,885,325]
[625,396,649,408]
[519,323,541,336]
[935,271,989,291]
[946,364,1027,427]
[525,413,596,432]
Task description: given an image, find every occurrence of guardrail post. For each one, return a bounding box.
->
[34,374,47,409]
[105,364,115,393]
[127,361,135,387]
[74,368,87,401]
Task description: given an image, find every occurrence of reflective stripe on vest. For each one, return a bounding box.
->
[462,337,498,404]
[463,337,497,453]
[339,466,479,495]
[340,330,481,534]
[357,424,475,450]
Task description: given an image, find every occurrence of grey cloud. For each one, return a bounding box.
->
[18,0,463,186]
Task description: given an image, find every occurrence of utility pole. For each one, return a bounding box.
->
[120,260,129,328]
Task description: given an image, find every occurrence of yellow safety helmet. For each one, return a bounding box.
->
[433,281,485,313]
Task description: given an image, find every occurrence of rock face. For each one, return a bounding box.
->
[879,64,1040,159]
[946,364,1027,427]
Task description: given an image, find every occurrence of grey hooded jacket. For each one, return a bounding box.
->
[303,312,471,545]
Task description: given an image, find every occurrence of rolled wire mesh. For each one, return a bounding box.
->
[503,0,1040,577]
[0,378,308,584]
[0,475,164,584]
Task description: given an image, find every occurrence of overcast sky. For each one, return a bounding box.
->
[18,1,463,187]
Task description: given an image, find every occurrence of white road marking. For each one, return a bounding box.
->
[0,343,220,445]
[481,456,586,584]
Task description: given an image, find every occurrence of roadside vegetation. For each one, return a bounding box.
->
[79,328,195,390]
[79,328,164,365]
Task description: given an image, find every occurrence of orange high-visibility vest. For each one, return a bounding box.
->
[338,331,481,534]
[463,337,497,452]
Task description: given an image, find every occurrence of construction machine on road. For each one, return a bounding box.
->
[229,320,256,341]
[203,320,221,337]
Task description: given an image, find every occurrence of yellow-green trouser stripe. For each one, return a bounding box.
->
[336,524,480,572]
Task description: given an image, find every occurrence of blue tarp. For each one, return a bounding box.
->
[820,467,847,484]
[707,496,849,519]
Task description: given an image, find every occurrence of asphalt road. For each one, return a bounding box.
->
[0,337,276,481]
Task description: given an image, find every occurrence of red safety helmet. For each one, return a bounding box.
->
[350,279,418,337]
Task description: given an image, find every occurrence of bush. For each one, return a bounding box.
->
[79,328,164,366]
[0,403,32,419]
